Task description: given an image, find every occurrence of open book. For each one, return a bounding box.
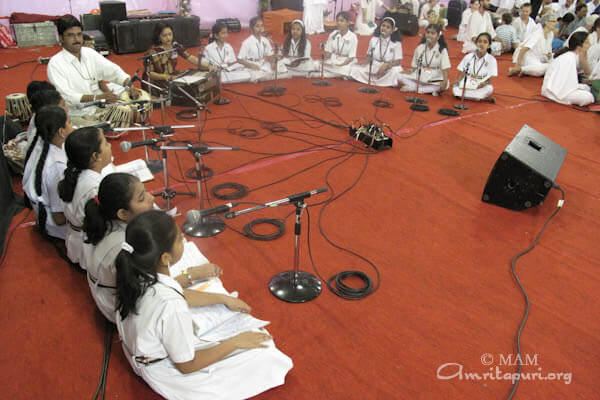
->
[112,159,154,182]
[171,241,271,342]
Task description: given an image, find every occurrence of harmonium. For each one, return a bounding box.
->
[170,70,219,107]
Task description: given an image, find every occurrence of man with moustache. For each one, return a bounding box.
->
[47,15,138,122]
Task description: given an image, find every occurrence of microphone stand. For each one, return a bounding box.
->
[213,64,230,105]
[312,45,332,86]
[136,99,163,173]
[454,55,473,111]
[262,40,286,96]
[227,188,328,303]
[176,85,211,155]
[406,45,427,104]
[181,145,238,237]
[358,46,379,94]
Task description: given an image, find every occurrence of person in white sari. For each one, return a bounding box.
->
[350,17,403,86]
[457,1,480,43]
[303,0,327,34]
[355,0,392,36]
[58,127,112,266]
[203,23,252,84]
[398,24,451,94]
[115,210,293,400]
[509,13,556,77]
[317,12,359,78]
[511,3,536,45]
[277,20,316,77]
[237,17,276,82]
[453,32,498,102]
[463,0,503,55]
[542,31,594,106]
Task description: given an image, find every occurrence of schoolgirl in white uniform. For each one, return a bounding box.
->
[203,22,252,84]
[237,16,276,82]
[22,105,73,239]
[319,12,359,78]
[453,32,498,102]
[398,24,451,94]
[350,17,403,87]
[58,127,112,266]
[277,19,316,77]
[114,210,293,400]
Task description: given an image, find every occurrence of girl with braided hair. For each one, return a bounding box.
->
[22,105,73,239]
[58,127,112,265]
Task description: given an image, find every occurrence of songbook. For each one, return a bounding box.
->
[113,159,154,182]
[170,241,210,277]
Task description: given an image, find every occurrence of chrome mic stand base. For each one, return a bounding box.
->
[182,216,226,238]
[405,96,427,104]
[358,86,379,94]
[453,103,469,110]
[262,86,286,96]
[213,97,230,105]
[269,271,322,303]
[312,80,331,86]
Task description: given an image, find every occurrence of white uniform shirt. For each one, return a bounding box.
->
[458,52,498,85]
[284,38,312,58]
[204,41,237,68]
[22,140,67,239]
[116,273,198,363]
[238,35,274,62]
[47,47,129,109]
[64,169,102,265]
[512,16,537,43]
[467,10,496,41]
[84,220,126,322]
[513,25,553,64]
[367,36,402,63]
[411,42,451,81]
[325,30,358,59]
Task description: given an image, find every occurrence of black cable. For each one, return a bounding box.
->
[92,319,113,400]
[372,99,394,108]
[243,218,286,241]
[1,59,37,70]
[506,185,565,400]
[212,182,249,200]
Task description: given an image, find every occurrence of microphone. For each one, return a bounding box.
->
[286,187,328,203]
[173,41,183,50]
[126,69,140,89]
[186,203,239,222]
[75,99,106,109]
[120,138,166,152]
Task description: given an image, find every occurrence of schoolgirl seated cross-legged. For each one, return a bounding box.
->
[453,32,498,103]
[350,17,403,87]
[58,127,112,266]
[237,16,279,82]
[22,105,73,239]
[277,19,316,78]
[203,22,252,84]
[318,12,358,78]
[398,23,451,95]
[114,210,293,400]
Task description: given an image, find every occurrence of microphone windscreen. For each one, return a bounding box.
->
[120,141,132,152]
[186,209,201,224]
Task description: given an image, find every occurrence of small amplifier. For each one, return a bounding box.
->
[349,121,393,150]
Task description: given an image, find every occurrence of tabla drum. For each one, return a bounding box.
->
[98,89,152,128]
[5,93,32,125]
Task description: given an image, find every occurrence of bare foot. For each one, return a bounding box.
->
[508,66,520,77]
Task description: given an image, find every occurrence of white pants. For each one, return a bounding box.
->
[315,56,357,78]
[398,76,444,93]
[220,64,253,84]
[277,58,317,77]
[453,84,494,100]
[350,62,403,87]
[303,4,325,34]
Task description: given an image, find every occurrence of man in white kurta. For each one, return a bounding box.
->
[303,0,328,34]
[419,0,448,29]
[510,17,555,76]
[512,4,537,44]
[355,0,386,36]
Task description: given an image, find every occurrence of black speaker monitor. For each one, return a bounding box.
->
[100,1,127,49]
[482,125,567,211]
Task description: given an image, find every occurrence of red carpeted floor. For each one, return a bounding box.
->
[0,26,599,400]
